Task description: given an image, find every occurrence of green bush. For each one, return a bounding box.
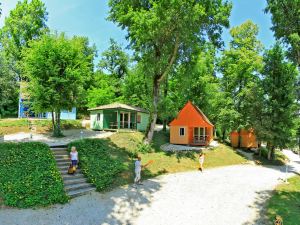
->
[136,142,153,153]
[68,139,126,191]
[0,142,68,208]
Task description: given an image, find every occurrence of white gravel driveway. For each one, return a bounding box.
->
[1,151,299,225]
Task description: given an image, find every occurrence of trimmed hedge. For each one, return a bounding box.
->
[0,142,68,208]
[68,139,126,191]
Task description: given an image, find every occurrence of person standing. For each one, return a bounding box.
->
[199,152,205,172]
[70,146,79,169]
[134,156,143,186]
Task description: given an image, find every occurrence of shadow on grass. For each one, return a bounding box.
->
[164,150,197,163]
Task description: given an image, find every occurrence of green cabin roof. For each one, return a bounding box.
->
[88,102,149,114]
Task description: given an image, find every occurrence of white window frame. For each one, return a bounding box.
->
[179,127,185,136]
[96,113,101,121]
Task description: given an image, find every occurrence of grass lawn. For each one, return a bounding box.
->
[0,142,68,208]
[70,131,247,191]
[0,119,82,135]
[266,175,300,225]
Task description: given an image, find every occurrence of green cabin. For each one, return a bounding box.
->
[88,103,149,131]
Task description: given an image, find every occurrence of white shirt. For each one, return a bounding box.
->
[70,151,78,160]
[135,160,141,172]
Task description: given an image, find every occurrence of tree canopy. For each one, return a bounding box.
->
[21,33,95,136]
[265,0,300,66]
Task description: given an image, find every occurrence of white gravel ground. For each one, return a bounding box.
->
[1,129,113,145]
[1,151,299,225]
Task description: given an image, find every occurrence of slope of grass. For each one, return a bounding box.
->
[71,131,247,191]
[0,142,68,208]
[267,175,300,225]
[0,119,82,135]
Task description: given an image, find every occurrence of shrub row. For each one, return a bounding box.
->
[0,142,68,208]
[68,139,126,191]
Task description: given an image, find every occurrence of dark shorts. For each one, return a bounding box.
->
[71,160,78,166]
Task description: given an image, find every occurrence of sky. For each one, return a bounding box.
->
[0,0,275,60]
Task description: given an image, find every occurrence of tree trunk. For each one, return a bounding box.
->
[145,78,160,143]
[162,77,168,132]
[53,110,63,137]
[51,111,55,131]
[162,120,167,132]
[238,129,242,148]
[222,130,226,142]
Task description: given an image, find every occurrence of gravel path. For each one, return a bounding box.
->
[1,151,299,225]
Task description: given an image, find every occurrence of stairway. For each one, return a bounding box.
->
[50,144,96,198]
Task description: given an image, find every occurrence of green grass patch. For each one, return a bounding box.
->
[71,131,247,191]
[267,175,300,225]
[0,142,68,208]
[0,119,82,135]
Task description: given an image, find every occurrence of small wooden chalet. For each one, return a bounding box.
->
[169,101,214,146]
[88,103,149,131]
[230,129,258,148]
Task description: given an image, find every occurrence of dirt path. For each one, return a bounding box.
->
[2,152,299,225]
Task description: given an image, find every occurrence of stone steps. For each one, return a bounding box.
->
[50,144,95,198]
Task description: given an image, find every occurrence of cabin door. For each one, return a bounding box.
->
[120,112,129,128]
[194,127,206,144]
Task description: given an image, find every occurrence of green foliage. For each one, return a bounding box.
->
[21,33,95,136]
[98,38,129,80]
[265,0,300,65]
[267,175,300,225]
[0,142,68,208]
[68,139,125,191]
[122,63,152,109]
[86,39,129,108]
[86,72,117,108]
[136,142,153,153]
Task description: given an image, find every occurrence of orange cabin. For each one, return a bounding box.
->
[230,129,258,148]
[169,101,214,146]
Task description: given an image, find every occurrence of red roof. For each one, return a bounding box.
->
[169,101,214,127]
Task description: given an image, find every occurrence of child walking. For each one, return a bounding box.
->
[199,152,205,172]
[134,156,143,186]
[70,146,79,169]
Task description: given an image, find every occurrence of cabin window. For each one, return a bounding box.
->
[137,115,141,123]
[179,127,185,136]
[97,113,101,121]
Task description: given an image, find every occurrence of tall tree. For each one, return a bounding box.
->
[108,0,232,143]
[0,0,48,117]
[86,71,117,108]
[21,33,95,136]
[98,39,129,98]
[261,43,298,159]
[218,20,263,142]
[265,0,300,66]
[0,50,18,117]
[0,0,48,71]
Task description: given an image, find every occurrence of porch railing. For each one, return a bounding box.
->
[110,121,137,129]
[193,135,208,145]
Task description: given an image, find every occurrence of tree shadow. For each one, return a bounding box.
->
[242,190,273,225]
[0,179,163,225]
